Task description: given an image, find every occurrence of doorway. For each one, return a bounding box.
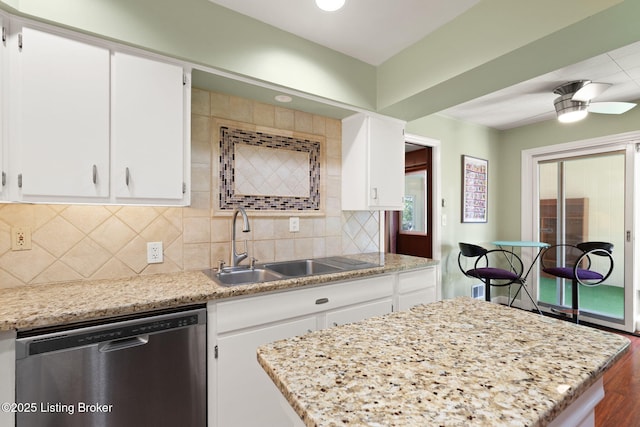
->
[522,133,638,333]
[538,153,625,322]
[386,145,433,258]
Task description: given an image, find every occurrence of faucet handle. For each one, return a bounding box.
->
[250,257,258,269]
[217,260,226,271]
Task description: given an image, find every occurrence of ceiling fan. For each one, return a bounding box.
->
[553,80,637,123]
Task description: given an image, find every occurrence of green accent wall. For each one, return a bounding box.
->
[2,0,377,110]
[3,0,640,299]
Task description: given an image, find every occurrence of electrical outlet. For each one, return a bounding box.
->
[289,217,300,232]
[147,241,163,264]
[11,226,32,251]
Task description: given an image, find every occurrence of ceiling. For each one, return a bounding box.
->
[207,0,479,66]
[441,40,640,130]
[205,0,640,130]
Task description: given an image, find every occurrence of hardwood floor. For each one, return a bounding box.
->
[595,333,640,426]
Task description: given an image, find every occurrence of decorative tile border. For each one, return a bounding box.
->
[219,126,321,211]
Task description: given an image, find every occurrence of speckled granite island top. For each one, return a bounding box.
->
[0,253,435,331]
[257,297,629,427]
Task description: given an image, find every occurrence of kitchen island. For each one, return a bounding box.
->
[257,297,629,427]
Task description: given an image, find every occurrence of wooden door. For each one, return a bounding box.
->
[387,147,433,258]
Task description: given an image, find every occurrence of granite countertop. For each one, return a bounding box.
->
[257,297,630,427]
[0,253,436,331]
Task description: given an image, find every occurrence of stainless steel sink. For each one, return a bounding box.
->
[205,256,380,286]
[263,259,342,277]
[207,268,283,287]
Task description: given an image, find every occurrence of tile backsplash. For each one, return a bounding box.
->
[0,89,379,289]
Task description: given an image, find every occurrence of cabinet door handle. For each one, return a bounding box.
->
[371,187,378,200]
[125,167,130,186]
[92,165,97,184]
[1,171,5,187]
[18,173,22,188]
[315,297,329,305]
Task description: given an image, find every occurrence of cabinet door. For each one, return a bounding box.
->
[14,26,110,200]
[368,115,405,209]
[0,14,6,200]
[112,52,186,202]
[325,298,392,328]
[216,316,316,427]
[342,113,405,210]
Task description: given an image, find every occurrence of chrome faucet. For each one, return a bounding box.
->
[231,207,251,267]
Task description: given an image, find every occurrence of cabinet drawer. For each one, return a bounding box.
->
[217,275,393,333]
[398,288,437,311]
[326,298,392,328]
[398,267,436,294]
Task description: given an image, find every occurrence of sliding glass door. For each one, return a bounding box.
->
[535,146,634,331]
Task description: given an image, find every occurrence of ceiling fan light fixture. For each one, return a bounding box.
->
[554,94,588,123]
[315,0,345,12]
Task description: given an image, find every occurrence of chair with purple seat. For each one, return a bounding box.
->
[458,242,541,313]
[540,241,614,324]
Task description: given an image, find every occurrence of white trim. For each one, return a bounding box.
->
[402,133,442,301]
[521,130,640,332]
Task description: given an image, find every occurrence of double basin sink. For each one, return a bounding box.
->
[205,256,380,287]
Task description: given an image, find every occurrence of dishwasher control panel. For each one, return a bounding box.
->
[16,308,205,359]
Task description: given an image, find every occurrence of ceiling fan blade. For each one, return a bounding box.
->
[588,101,637,114]
[572,82,611,101]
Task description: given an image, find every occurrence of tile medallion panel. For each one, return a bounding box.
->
[215,120,324,215]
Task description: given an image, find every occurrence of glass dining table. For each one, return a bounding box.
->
[491,240,549,314]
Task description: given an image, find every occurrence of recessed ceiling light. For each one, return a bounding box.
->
[315,0,345,12]
[275,94,293,103]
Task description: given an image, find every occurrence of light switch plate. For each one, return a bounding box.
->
[289,217,300,232]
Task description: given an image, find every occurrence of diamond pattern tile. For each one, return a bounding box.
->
[0,90,381,288]
[235,145,310,197]
[33,216,85,258]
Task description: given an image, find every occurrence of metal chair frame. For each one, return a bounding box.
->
[458,242,542,314]
[540,241,614,323]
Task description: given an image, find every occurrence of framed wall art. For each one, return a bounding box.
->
[461,155,488,223]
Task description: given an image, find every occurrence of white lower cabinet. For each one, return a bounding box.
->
[396,267,438,311]
[210,267,438,427]
[211,275,394,427]
[216,316,317,427]
[325,298,392,327]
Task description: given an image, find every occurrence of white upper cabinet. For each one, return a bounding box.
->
[341,113,405,210]
[0,13,7,200]
[112,52,188,204]
[3,17,190,205]
[11,25,110,202]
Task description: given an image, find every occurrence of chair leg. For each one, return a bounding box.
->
[520,284,543,315]
[572,279,579,324]
[509,282,543,315]
[485,280,491,302]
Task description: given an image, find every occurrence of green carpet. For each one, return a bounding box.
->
[538,277,624,319]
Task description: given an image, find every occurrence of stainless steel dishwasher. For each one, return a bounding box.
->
[15,306,207,427]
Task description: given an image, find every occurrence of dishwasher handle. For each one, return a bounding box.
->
[98,335,149,353]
